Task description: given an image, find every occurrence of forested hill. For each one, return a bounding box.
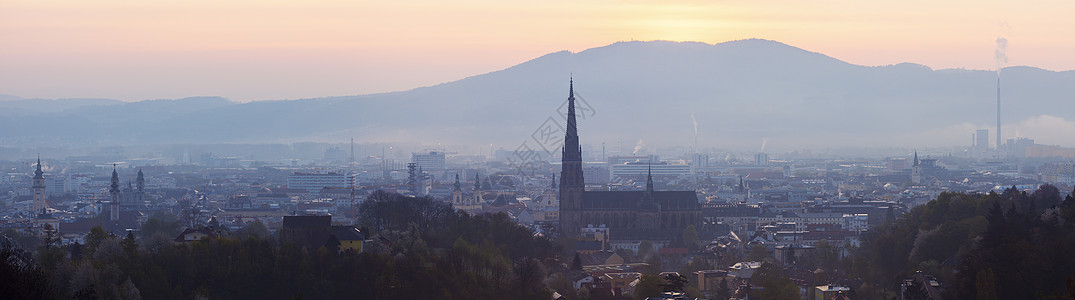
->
[0,191,559,299]
[850,185,1075,299]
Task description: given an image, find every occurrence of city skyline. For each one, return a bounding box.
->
[5,2,1075,299]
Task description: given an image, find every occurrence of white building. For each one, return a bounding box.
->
[45,176,66,197]
[728,261,762,279]
[66,174,92,193]
[287,172,347,193]
[842,214,869,231]
[610,163,691,179]
[755,153,770,166]
[411,151,446,171]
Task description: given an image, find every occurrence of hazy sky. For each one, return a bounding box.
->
[2,0,1073,102]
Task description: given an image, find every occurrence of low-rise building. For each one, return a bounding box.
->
[175,228,217,243]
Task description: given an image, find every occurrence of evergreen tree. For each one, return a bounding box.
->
[122,230,137,256]
[747,244,769,262]
[633,274,663,300]
[975,268,997,300]
[69,242,83,261]
[637,240,654,259]
[682,225,699,251]
[85,226,109,253]
[572,252,583,270]
[715,278,731,300]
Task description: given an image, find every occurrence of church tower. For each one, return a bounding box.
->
[636,165,660,229]
[135,169,147,205]
[736,176,750,203]
[543,175,558,207]
[559,78,585,237]
[136,169,145,192]
[109,165,120,221]
[472,173,482,206]
[452,172,483,213]
[911,151,922,184]
[451,174,463,206]
[32,157,47,212]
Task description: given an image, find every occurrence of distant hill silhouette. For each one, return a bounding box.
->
[2,39,1073,149]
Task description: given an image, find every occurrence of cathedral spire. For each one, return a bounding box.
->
[559,76,587,236]
[913,151,920,167]
[646,164,654,193]
[454,174,461,191]
[569,76,574,99]
[638,164,658,210]
[562,77,581,161]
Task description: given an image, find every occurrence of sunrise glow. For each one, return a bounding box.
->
[2,0,1073,101]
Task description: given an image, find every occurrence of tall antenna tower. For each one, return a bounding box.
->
[350,138,356,214]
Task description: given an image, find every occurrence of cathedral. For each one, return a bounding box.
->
[558,79,701,238]
[450,173,484,213]
[100,165,148,221]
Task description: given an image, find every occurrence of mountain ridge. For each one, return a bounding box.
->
[3,39,1074,150]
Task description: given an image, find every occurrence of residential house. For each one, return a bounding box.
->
[329,225,367,253]
[815,285,851,300]
[175,228,217,243]
[695,270,730,292]
[280,215,331,249]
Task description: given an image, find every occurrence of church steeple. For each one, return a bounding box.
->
[913,151,920,167]
[451,173,465,208]
[638,164,658,210]
[109,164,120,221]
[110,164,120,193]
[136,169,145,192]
[31,156,47,212]
[569,76,574,97]
[645,165,654,192]
[559,77,587,236]
[34,156,44,180]
[563,77,581,161]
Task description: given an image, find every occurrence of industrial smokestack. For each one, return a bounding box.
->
[995,37,1007,150]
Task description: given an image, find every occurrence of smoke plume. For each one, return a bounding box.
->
[690,113,699,137]
[632,139,645,155]
[995,37,1008,75]
[690,113,699,149]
